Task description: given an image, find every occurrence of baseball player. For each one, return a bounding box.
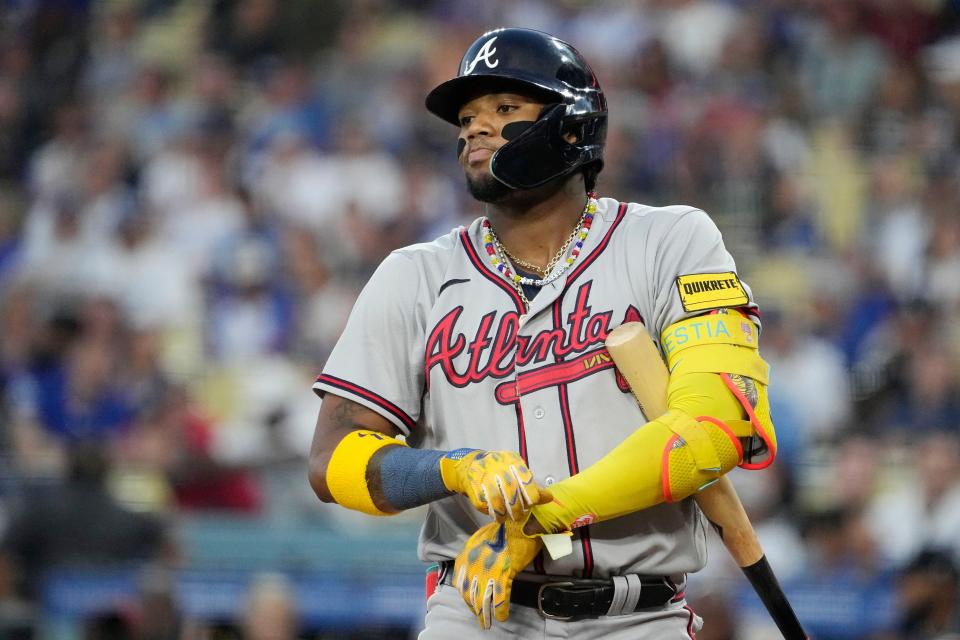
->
[308,28,778,639]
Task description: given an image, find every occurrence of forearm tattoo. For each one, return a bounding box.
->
[728,374,767,462]
[728,374,758,408]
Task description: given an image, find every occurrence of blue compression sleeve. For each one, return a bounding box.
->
[378,447,453,510]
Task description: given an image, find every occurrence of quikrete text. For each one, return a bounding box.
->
[682,278,740,295]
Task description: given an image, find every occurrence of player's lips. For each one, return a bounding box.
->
[467,147,494,164]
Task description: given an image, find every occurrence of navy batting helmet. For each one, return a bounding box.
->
[425,28,607,190]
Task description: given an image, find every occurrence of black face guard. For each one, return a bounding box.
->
[490,104,607,190]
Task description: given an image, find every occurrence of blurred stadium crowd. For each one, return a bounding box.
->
[1,0,960,638]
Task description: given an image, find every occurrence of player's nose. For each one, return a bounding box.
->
[463,111,496,140]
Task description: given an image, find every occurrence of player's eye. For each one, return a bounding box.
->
[459,115,474,127]
[497,104,518,114]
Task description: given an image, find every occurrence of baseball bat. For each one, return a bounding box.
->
[605,322,808,640]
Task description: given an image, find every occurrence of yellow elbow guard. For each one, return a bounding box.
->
[327,429,407,516]
[660,412,743,501]
[661,310,777,468]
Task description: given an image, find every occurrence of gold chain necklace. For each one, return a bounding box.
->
[481,193,599,312]
[496,217,586,278]
[480,191,597,310]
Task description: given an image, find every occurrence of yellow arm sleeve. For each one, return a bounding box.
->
[531,370,746,532]
[531,312,775,534]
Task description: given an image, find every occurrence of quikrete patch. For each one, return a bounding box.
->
[676,272,748,312]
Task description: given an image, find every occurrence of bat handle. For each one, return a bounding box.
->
[742,556,809,640]
[696,479,808,638]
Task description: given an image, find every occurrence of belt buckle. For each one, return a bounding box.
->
[537,581,575,620]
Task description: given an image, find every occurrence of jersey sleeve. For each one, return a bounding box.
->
[313,251,425,436]
[647,208,758,337]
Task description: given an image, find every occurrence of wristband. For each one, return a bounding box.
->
[327,429,405,516]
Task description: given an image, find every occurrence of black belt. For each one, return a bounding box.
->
[439,564,681,620]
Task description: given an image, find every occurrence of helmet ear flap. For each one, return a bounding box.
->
[491,104,575,189]
[542,103,567,137]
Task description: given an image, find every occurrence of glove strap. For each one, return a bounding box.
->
[438,448,480,491]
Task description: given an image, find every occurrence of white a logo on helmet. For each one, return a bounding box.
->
[463,37,499,74]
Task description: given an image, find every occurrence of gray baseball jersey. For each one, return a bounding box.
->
[314,197,758,580]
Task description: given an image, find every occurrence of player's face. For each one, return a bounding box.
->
[457,93,544,201]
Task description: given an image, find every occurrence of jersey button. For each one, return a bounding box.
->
[534,407,545,419]
[544,476,556,486]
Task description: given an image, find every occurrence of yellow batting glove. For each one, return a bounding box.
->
[452,519,542,629]
[440,449,552,521]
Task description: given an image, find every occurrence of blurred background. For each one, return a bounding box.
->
[1,0,960,638]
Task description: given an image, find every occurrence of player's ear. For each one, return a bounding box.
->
[562,121,581,144]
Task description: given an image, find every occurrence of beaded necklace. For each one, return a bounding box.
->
[482,193,597,310]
